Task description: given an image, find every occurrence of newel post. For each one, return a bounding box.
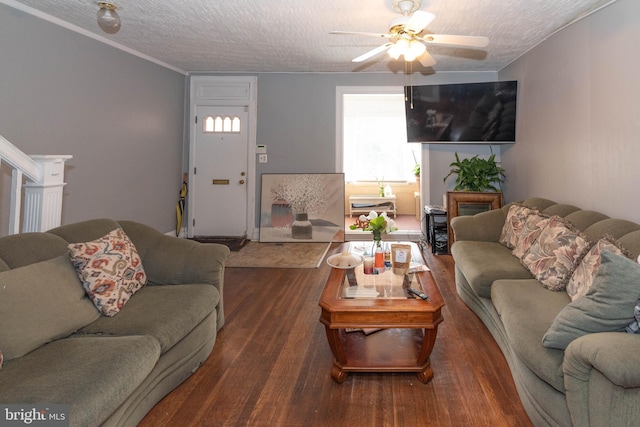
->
[23,155,73,232]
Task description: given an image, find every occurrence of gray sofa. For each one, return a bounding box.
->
[450,197,640,427]
[0,219,229,426]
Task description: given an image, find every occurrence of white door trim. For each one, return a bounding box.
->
[188,75,257,239]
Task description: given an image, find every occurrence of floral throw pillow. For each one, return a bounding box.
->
[566,236,629,301]
[511,212,551,259]
[499,204,534,249]
[68,228,147,317]
[521,217,590,291]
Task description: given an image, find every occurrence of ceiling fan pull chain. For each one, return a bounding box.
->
[409,61,414,110]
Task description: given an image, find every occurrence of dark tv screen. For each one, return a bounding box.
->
[405,80,518,143]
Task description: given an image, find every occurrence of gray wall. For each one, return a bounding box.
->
[253,71,499,221]
[7,0,633,235]
[499,0,640,222]
[0,4,186,236]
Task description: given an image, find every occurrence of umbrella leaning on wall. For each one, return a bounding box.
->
[176,173,188,237]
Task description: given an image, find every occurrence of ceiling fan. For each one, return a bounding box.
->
[331,0,489,68]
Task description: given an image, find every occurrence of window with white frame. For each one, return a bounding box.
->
[341,91,420,183]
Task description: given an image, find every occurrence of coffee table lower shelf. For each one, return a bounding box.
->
[324,327,436,384]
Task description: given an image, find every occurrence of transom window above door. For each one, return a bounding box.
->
[203,115,241,133]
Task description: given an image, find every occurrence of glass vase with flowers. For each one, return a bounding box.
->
[350,211,397,268]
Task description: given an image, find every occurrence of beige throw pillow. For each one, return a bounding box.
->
[566,236,629,301]
[511,212,551,259]
[68,227,147,317]
[521,216,590,291]
[499,204,534,249]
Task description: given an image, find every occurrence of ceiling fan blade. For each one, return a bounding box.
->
[405,11,436,34]
[418,50,437,67]
[422,34,489,48]
[330,31,391,38]
[352,43,393,62]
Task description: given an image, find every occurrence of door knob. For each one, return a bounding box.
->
[239,179,245,185]
[240,171,246,176]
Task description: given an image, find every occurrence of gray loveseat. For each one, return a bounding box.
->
[0,219,229,426]
[450,197,640,426]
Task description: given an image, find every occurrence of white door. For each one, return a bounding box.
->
[192,105,248,237]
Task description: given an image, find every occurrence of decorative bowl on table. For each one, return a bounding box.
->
[326,252,364,269]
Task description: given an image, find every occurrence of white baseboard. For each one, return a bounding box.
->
[164,227,187,238]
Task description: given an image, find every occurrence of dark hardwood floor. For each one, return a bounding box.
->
[139,242,532,427]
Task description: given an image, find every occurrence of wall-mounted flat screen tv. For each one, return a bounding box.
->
[405,80,518,143]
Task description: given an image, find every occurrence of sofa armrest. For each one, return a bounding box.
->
[143,237,230,286]
[450,208,507,242]
[563,332,640,426]
[119,221,231,328]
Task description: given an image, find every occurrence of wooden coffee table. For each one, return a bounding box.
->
[319,241,444,384]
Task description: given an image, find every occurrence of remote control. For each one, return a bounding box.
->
[408,288,429,300]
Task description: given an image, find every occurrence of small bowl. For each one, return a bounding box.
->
[326,253,364,269]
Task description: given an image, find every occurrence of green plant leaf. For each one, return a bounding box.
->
[443,152,505,192]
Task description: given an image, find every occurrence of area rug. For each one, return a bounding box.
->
[225,241,332,268]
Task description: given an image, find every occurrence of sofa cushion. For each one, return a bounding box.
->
[521,216,591,292]
[542,251,640,350]
[0,335,160,427]
[583,218,640,241]
[512,212,551,259]
[492,279,569,392]
[451,241,532,298]
[618,230,640,260]
[0,232,68,269]
[566,236,629,301]
[68,228,147,317]
[0,255,100,361]
[541,204,581,218]
[563,210,610,233]
[48,218,123,244]
[499,204,534,249]
[78,284,219,353]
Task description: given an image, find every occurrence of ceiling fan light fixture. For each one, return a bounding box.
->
[388,38,409,60]
[404,41,426,61]
[97,2,121,34]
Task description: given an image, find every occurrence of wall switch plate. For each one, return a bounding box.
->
[256,145,267,154]
[258,154,268,163]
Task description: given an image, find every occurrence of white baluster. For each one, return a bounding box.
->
[9,169,23,235]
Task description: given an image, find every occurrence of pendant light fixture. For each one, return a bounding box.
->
[97,2,121,34]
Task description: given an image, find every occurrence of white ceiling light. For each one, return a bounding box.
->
[97,2,121,34]
[332,0,488,68]
[403,40,426,62]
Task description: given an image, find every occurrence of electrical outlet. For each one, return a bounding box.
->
[258,154,268,163]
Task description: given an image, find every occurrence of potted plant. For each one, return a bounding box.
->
[412,152,421,182]
[443,152,505,192]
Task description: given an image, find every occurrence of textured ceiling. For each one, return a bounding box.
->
[4,0,617,74]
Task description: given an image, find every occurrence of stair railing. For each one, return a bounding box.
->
[0,134,72,234]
